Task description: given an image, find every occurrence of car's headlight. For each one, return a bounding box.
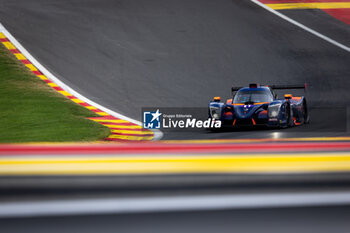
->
[269,110,278,117]
[210,107,221,119]
[268,104,281,118]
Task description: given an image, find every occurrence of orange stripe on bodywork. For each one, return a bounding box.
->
[254,102,270,105]
[231,102,269,106]
[252,118,257,125]
[293,117,302,126]
[292,97,302,101]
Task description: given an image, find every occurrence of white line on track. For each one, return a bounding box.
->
[251,0,350,53]
[0,23,163,140]
[1,191,350,218]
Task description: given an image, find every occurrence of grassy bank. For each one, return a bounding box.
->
[0,43,110,142]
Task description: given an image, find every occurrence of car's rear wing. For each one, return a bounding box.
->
[231,83,307,93]
[231,86,242,92]
[269,83,307,90]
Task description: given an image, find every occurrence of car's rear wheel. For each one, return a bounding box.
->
[303,100,310,124]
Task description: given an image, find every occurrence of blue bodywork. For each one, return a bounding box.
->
[209,86,308,128]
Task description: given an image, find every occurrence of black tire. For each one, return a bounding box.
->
[286,103,293,127]
[303,100,310,124]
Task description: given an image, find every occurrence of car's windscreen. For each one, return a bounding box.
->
[233,90,273,104]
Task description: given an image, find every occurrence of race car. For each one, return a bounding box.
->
[208,83,309,128]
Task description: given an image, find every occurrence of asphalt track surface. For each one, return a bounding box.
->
[0,0,349,140]
[2,206,350,233]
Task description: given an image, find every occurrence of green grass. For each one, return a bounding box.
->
[0,44,110,142]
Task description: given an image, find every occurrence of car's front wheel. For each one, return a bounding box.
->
[285,104,293,127]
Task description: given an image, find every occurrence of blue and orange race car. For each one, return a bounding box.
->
[209,83,309,128]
